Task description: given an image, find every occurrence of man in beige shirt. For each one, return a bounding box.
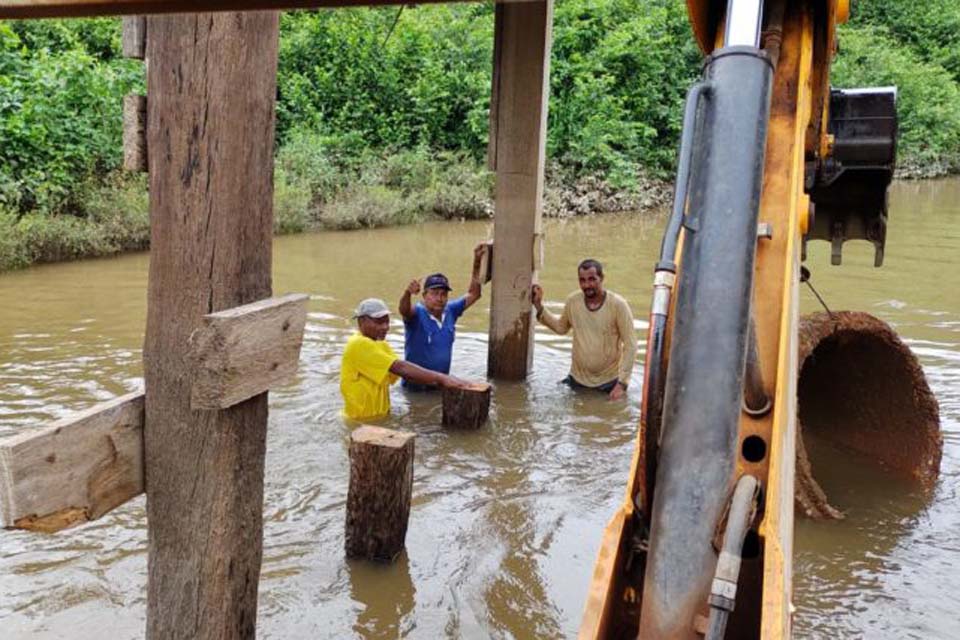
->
[531,259,638,400]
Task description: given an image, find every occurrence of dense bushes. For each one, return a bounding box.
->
[0,22,140,215]
[1,2,959,270]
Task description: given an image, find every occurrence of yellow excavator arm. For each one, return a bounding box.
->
[580,1,898,638]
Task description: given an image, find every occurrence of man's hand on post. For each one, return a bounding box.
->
[531,284,544,314]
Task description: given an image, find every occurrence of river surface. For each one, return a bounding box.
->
[0,178,958,639]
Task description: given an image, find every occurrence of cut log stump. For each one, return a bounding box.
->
[442,382,491,429]
[345,426,415,562]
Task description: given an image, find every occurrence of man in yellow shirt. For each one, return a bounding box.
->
[531,259,638,400]
[340,298,468,421]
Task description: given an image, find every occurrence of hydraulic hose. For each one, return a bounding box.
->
[657,81,710,274]
[705,475,760,640]
[638,81,710,522]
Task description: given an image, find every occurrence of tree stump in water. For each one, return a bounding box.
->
[345,426,415,562]
[442,382,492,429]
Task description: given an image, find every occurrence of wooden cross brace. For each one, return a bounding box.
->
[0,294,308,533]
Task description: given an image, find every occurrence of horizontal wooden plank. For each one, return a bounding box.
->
[189,293,309,410]
[0,0,541,19]
[0,392,144,532]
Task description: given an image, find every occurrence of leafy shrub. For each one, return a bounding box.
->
[851,0,960,83]
[0,209,28,270]
[320,184,411,230]
[0,22,141,214]
[274,166,314,234]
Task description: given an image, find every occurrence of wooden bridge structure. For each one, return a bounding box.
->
[0,1,555,638]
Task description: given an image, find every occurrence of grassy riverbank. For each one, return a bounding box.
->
[0,145,670,271]
[2,1,959,271]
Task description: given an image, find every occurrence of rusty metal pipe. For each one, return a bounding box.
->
[795,311,942,519]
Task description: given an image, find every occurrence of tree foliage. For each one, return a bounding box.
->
[0,1,958,227]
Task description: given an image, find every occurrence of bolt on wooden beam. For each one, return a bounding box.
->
[0,392,144,533]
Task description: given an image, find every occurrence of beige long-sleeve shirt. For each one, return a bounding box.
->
[537,290,638,387]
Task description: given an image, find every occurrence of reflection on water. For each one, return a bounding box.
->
[0,178,958,638]
[349,553,417,639]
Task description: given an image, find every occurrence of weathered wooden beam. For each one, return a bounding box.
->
[189,293,309,410]
[345,426,415,562]
[441,382,491,429]
[143,13,278,639]
[121,15,146,59]
[0,392,144,533]
[122,94,147,173]
[0,0,543,20]
[487,0,553,380]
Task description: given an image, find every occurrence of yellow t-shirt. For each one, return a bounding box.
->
[340,333,400,420]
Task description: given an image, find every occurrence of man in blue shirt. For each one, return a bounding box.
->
[399,243,485,390]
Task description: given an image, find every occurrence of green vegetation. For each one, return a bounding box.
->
[1,1,959,270]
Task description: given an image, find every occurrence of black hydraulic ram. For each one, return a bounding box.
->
[637,43,773,640]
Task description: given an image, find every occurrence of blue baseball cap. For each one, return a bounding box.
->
[424,273,452,291]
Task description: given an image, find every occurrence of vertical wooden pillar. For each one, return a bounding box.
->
[143,13,279,640]
[122,94,147,172]
[122,16,146,60]
[486,0,554,380]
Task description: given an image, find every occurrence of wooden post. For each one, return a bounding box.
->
[441,382,492,429]
[122,94,147,172]
[143,13,279,640]
[487,0,553,380]
[345,426,415,562]
[121,16,146,59]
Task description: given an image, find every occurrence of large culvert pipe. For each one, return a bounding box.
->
[795,311,942,519]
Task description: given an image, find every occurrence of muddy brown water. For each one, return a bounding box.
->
[1,178,958,639]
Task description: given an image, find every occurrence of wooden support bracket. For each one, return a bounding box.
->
[189,293,309,410]
[0,391,145,533]
[122,94,147,173]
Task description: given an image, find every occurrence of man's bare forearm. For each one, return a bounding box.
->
[390,359,448,387]
[399,290,413,319]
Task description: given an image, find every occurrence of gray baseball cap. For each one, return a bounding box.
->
[352,298,390,319]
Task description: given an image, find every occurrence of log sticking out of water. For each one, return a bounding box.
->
[795,311,942,519]
[345,426,415,562]
[442,382,492,429]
